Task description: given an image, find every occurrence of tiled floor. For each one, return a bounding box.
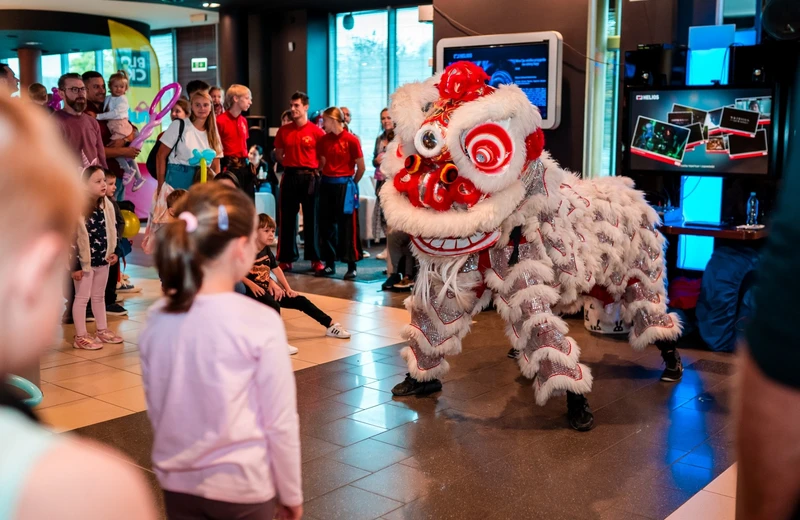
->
[38,263,741,519]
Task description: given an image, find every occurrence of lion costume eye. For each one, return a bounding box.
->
[414,123,446,159]
[461,122,513,174]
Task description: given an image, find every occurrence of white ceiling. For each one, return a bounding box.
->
[0,0,219,30]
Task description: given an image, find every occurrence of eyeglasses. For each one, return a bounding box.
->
[64,87,87,94]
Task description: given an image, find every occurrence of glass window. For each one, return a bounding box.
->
[150,32,176,92]
[67,51,96,75]
[101,49,115,78]
[41,54,62,90]
[334,10,389,142]
[394,7,433,90]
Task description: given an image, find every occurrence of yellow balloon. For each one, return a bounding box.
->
[120,210,141,239]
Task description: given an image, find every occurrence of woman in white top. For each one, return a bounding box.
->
[156,90,222,193]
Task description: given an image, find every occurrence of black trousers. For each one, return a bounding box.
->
[318,182,363,267]
[105,259,119,305]
[245,286,331,327]
[164,490,276,520]
[277,171,320,263]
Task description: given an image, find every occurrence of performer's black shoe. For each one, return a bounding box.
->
[381,273,401,291]
[657,342,683,382]
[315,266,335,277]
[392,374,442,396]
[566,392,595,432]
[344,269,357,280]
[507,348,519,359]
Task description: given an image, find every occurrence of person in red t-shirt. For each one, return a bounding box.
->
[273,91,326,272]
[217,84,252,171]
[315,107,365,280]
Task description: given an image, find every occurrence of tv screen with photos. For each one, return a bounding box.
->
[437,31,563,129]
[625,85,775,176]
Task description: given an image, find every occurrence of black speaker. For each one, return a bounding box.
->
[729,42,800,85]
[624,44,688,87]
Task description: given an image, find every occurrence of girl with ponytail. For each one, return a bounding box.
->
[139,183,303,520]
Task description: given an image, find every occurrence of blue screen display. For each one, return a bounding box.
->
[443,42,550,119]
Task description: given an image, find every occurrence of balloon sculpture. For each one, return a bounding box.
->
[189,149,216,184]
[120,209,141,238]
[48,87,62,111]
[130,82,182,150]
[6,375,43,407]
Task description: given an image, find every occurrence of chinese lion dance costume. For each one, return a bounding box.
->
[381,62,683,431]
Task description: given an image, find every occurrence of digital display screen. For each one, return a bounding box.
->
[627,86,773,175]
[442,42,550,119]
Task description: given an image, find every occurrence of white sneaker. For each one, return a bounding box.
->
[288,345,299,355]
[376,249,388,260]
[326,323,351,339]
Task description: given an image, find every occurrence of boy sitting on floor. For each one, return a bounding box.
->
[243,214,351,355]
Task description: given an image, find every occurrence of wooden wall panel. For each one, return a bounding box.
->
[176,24,218,89]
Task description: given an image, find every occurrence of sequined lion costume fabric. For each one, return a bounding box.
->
[381,62,683,430]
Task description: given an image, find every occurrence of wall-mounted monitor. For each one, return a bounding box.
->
[623,85,780,176]
[436,31,563,130]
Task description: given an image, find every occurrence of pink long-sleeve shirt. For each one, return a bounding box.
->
[139,293,302,506]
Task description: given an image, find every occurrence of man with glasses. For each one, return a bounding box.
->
[82,71,139,201]
[53,73,107,169]
[0,64,19,96]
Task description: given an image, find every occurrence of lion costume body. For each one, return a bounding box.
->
[381,62,683,429]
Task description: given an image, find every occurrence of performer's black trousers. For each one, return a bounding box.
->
[277,170,320,263]
[318,181,363,268]
[245,286,332,327]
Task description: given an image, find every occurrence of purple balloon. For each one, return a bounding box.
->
[48,87,62,111]
[130,82,183,150]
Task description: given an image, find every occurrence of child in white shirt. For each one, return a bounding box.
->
[96,70,144,191]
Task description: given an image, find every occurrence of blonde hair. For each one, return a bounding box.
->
[323,106,348,131]
[190,90,222,155]
[224,84,250,110]
[108,70,129,89]
[0,93,82,274]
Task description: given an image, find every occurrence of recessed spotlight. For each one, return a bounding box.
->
[25,41,42,46]
[203,2,220,7]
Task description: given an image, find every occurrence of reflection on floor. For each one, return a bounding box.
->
[40,264,739,519]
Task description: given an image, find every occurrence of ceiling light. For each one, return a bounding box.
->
[25,41,42,46]
[202,2,219,7]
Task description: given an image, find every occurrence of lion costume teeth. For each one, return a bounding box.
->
[381,61,681,406]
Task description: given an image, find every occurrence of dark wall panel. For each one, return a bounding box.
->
[432,0,590,173]
[176,24,218,90]
[269,10,309,123]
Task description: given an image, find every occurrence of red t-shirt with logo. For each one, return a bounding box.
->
[217,111,249,158]
[316,131,363,178]
[274,121,326,169]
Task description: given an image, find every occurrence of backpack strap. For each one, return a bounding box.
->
[172,119,186,159]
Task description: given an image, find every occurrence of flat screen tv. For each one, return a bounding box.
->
[437,31,563,129]
[624,85,779,176]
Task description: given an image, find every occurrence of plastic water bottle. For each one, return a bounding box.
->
[746,192,759,226]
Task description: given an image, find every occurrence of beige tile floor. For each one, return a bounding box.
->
[36,270,409,433]
[667,464,737,520]
[34,268,740,519]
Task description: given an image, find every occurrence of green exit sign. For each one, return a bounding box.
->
[191,57,208,72]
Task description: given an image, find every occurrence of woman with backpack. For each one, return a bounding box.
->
[155,91,222,194]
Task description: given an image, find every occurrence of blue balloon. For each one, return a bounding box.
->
[188,148,216,166]
[6,375,43,407]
